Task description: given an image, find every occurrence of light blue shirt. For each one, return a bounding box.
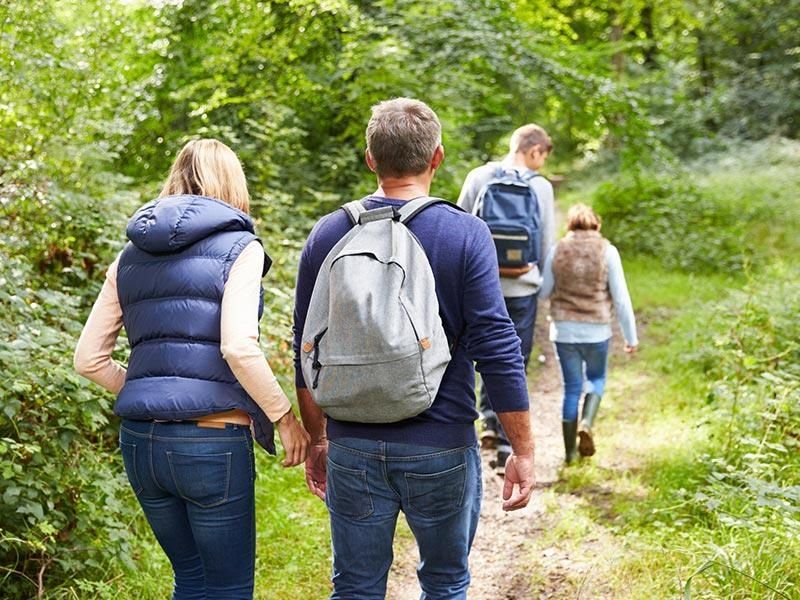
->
[539,242,638,346]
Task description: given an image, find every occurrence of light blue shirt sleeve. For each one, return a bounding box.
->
[456,166,485,214]
[530,176,555,261]
[538,245,556,300]
[606,244,638,346]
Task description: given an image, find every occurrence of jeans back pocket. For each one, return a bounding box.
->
[405,462,467,518]
[326,458,374,519]
[166,451,232,508]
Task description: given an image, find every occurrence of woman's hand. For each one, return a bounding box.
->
[276,409,310,467]
[624,344,638,354]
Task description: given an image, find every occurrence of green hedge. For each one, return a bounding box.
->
[592,170,752,273]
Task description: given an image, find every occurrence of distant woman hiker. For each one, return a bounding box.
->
[74,139,309,598]
[539,203,638,464]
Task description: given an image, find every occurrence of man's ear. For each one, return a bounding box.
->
[431,145,445,170]
[365,150,378,173]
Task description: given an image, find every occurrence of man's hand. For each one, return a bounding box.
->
[305,440,328,500]
[502,452,535,511]
[499,263,534,278]
[623,343,638,354]
[296,387,328,500]
[496,410,535,511]
[275,409,310,467]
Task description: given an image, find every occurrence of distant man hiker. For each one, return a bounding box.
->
[74,139,309,598]
[539,203,638,464]
[293,98,535,599]
[457,124,555,475]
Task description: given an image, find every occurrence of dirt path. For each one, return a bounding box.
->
[385,320,633,599]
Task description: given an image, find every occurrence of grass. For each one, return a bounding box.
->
[539,266,794,598]
[253,457,332,599]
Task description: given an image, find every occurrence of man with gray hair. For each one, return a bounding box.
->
[458,124,556,475]
[293,98,535,599]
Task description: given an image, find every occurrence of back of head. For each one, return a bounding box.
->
[565,203,601,232]
[509,123,553,155]
[160,138,250,213]
[366,98,441,178]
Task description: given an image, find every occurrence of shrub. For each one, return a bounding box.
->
[0,180,141,598]
[592,170,753,272]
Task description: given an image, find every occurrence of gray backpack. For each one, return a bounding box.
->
[300,197,452,423]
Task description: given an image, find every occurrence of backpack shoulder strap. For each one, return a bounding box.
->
[341,200,367,226]
[398,196,463,224]
[521,170,542,182]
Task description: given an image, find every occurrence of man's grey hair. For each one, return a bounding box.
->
[366,98,442,178]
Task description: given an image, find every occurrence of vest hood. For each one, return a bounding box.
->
[126,194,255,254]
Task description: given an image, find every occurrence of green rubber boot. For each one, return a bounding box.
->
[578,393,602,457]
[562,420,578,464]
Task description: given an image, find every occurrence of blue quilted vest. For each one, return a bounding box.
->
[114,194,276,453]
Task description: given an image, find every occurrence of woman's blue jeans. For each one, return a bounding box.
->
[555,340,609,421]
[326,438,482,600]
[119,419,256,600]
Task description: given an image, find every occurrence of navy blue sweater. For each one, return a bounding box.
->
[293,196,529,448]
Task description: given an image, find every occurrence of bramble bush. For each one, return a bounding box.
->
[0,184,139,599]
[0,1,158,595]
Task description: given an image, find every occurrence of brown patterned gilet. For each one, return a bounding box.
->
[550,230,612,323]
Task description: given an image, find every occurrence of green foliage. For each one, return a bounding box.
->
[119,0,653,207]
[592,170,751,272]
[0,2,159,596]
[591,139,800,273]
[684,0,800,142]
[655,268,800,598]
[0,253,135,599]
[554,262,800,598]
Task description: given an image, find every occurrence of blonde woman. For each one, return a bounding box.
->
[539,203,638,464]
[74,139,309,598]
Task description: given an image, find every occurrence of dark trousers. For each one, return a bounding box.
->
[479,293,537,450]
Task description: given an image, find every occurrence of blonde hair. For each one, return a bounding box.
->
[509,123,553,155]
[160,139,250,213]
[566,203,602,231]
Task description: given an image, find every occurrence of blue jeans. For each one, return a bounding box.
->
[119,420,256,599]
[326,438,482,599]
[555,340,609,421]
[480,293,537,448]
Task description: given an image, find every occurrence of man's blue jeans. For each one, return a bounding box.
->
[554,340,610,421]
[326,438,482,600]
[480,293,537,449]
[119,419,256,600]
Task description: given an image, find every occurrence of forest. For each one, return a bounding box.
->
[1,0,798,598]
